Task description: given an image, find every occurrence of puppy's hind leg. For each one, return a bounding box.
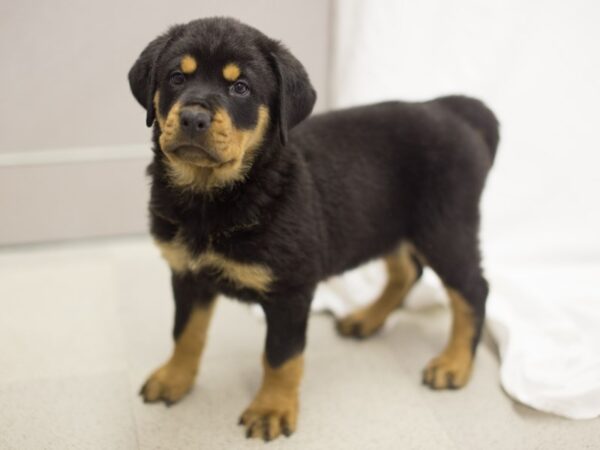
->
[337,242,422,339]
[418,233,488,390]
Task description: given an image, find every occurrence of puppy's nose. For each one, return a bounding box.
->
[180,107,211,137]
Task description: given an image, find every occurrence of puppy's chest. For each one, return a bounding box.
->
[155,229,274,295]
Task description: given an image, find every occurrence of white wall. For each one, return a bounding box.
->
[332,0,600,265]
[0,0,331,152]
[0,0,333,245]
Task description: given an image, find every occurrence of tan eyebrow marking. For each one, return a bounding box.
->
[222,63,241,81]
[180,55,197,74]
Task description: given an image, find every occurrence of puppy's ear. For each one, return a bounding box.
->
[128,26,183,127]
[269,44,317,145]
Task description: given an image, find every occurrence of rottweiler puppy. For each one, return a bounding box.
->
[128,17,498,441]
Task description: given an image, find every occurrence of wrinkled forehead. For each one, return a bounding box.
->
[160,32,272,83]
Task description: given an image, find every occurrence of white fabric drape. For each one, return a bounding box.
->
[319,0,600,419]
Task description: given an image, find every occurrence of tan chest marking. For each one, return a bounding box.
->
[155,238,273,293]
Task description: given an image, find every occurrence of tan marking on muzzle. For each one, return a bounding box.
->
[157,101,183,156]
[165,105,270,191]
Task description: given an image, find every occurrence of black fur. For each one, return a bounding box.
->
[171,272,216,338]
[129,17,498,370]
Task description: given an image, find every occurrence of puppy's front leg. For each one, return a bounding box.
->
[240,299,311,441]
[140,273,217,405]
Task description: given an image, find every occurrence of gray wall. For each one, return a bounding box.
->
[0,0,333,245]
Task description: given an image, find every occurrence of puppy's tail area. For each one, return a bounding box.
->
[438,95,500,164]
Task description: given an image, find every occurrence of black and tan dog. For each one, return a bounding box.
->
[128,17,498,441]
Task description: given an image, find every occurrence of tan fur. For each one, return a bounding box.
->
[337,242,419,337]
[240,354,304,440]
[222,63,241,81]
[180,54,197,74]
[155,236,273,293]
[423,287,476,389]
[164,105,270,191]
[158,101,183,156]
[155,236,189,273]
[141,300,216,403]
[154,91,165,129]
[152,87,270,191]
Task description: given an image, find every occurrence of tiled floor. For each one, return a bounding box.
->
[0,237,598,449]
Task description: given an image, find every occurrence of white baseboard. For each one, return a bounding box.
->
[0,144,153,246]
[0,144,150,167]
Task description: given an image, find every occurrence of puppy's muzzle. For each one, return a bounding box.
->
[172,105,226,165]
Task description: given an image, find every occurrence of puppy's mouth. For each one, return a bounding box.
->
[171,145,234,168]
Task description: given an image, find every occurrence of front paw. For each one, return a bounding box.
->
[139,362,196,405]
[239,394,299,441]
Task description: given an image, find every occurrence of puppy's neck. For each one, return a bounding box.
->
[149,139,295,236]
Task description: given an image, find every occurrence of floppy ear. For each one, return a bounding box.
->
[128,26,183,127]
[269,44,317,145]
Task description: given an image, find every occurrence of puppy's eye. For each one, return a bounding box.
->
[230,80,250,96]
[169,71,185,86]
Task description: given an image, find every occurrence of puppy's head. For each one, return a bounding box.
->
[128,18,316,191]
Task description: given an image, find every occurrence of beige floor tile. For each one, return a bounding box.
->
[1,237,599,449]
[129,315,457,450]
[0,371,137,450]
[0,254,126,383]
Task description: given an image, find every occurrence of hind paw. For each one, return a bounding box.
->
[336,309,384,339]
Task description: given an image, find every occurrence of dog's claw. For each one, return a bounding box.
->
[282,421,292,437]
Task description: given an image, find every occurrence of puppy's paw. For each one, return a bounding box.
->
[422,352,472,390]
[239,395,298,441]
[139,362,196,405]
[336,308,383,339]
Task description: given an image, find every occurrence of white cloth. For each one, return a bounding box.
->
[487,264,600,419]
[312,261,445,318]
[312,261,600,420]
[324,0,600,419]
